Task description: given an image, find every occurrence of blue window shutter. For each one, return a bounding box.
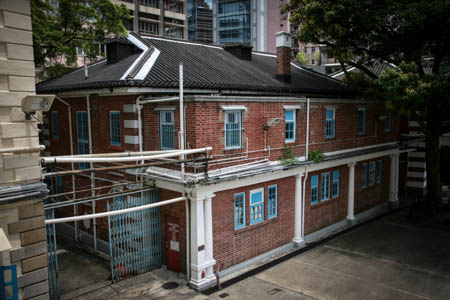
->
[332,170,339,198]
[369,161,375,186]
[385,113,391,132]
[311,175,319,204]
[51,111,59,138]
[76,112,89,169]
[0,265,18,300]
[268,185,277,218]
[376,160,382,184]
[109,111,121,146]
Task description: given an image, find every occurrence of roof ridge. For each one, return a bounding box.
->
[141,35,224,49]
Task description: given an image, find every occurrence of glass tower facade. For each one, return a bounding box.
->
[216,0,251,44]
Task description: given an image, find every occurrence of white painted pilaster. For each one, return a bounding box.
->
[293,173,305,246]
[389,154,399,206]
[203,194,216,280]
[189,192,216,290]
[347,162,356,222]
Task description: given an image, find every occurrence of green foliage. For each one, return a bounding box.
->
[278,145,300,166]
[295,52,307,65]
[31,0,130,77]
[308,149,325,162]
[282,0,450,203]
[312,51,321,65]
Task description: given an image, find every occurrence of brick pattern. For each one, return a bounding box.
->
[212,177,295,271]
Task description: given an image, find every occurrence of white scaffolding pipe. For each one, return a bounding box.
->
[55,149,175,158]
[42,147,212,163]
[0,145,45,154]
[45,196,187,224]
[87,94,97,251]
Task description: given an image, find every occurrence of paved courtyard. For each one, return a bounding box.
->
[71,208,450,300]
[209,208,450,300]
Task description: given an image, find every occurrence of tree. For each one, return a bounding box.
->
[295,52,307,65]
[31,0,130,79]
[282,0,450,206]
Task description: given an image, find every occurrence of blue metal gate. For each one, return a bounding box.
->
[107,189,162,282]
[45,209,59,300]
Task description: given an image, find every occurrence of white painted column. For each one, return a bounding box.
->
[347,162,356,222]
[293,173,305,246]
[203,194,216,280]
[389,154,399,206]
[395,153,400,202]
[189,193,216,290]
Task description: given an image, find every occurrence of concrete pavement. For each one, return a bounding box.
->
[209,209,450,300]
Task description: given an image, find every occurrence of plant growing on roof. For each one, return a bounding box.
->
[308,149,325,162]
[295,52,307,65]
[313,51,321,65]
[278,145,300,166]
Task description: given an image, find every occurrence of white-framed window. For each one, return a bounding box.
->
[332,170,339,198]
[159,110,175,149]
[357,108,366,135]
[249,188,264,225]
[325,109,335,138]
[376,160,382,184]
[285,110,295,142]
[268,185,277,219]
[320,172,330,201]
[369,161,375,186]
[225,110,243,149]
[234,192,245,230]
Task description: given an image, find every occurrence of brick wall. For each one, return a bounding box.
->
[212,177,295,271]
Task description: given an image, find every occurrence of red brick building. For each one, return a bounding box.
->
[37,32,401,290]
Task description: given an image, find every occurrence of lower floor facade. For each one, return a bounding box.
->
[155,146,402,290]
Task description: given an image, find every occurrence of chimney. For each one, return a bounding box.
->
[276,32,292,83]
[106,40,139,64]
[223,43,252,61]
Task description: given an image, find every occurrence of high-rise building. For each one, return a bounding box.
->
[188,0,213,43]
[212,0,293,53]
[112,0,188,40]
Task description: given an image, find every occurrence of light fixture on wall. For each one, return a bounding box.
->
[21,94,55,120]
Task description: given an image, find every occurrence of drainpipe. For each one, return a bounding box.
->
[302,166,308,239]
[305,98,310,160]
[55,96,78,242]
[86,95,97,252]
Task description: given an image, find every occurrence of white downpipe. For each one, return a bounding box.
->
[56,149,177,158]
[55,96,78,241]
[137,96,144,154]
[86,95,97,252]
[45,196,187,224]
[42,147,212,163]
[305,98,310,160]
[301,166,308,239]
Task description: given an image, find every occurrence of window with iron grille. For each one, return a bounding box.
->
[369,161,375,186]
[234,192,245,230]
[376,160,382,184]
[51,111,59,139]
[268,185,277,218]
[139,20,158,35]
[385,113,391,132]
[311,175,319,204]
[76,112,89,169]
[332,170,339,198]
[362,163,368,188]
[321,172,330,201]
[250,188,264,224]
[109,111,121,146]
[159,110,175,150]
[225,111,242,149]
[325,109,335,138]
[357,108,366,135]
[285,110,295,142]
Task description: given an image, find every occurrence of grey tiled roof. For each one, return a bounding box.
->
[37,33,354,96]
[330,61,395,81]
